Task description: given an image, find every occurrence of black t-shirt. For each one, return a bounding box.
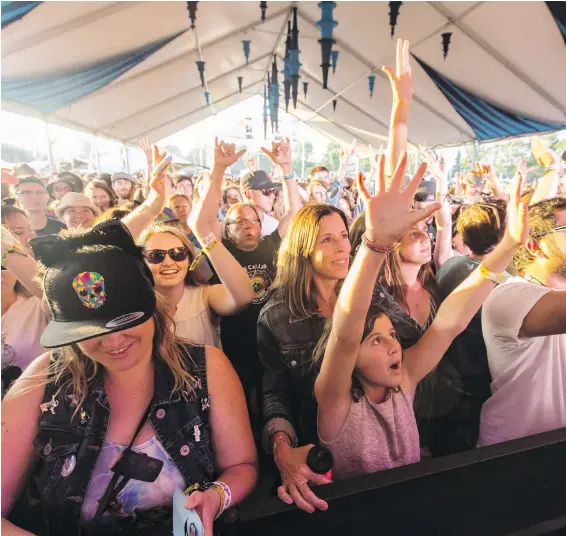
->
[210,230,281,391]
[35,217,67,236]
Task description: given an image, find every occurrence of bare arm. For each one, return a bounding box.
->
[123,145,170,240]
[1,247,43,299]
[316,155,438,438]
[260,138,302,238]
[428,154,453,269]
[189,143,254,316]
[404,173,528,387]
[2,353,51,534]
[184,346,257,534]
[529,139,561,205]
[383,39,411,184]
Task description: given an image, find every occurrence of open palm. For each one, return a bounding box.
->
[214,137,246,169]
[359,153,440,247]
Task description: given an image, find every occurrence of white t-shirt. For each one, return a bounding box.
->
[261,213,279,237]
[479,277,566,446]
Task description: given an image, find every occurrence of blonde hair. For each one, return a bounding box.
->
[272,204,348,319]
[138,224,207,287]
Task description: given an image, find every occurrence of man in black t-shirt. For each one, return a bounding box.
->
[14,177,67,236]
[211,204,281,399]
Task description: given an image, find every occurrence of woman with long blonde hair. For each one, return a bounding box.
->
[1,220,257,536]
[258,203,350,514]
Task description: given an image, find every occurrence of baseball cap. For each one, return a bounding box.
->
[111,172,136,183]
[414,179,436,202]
[55,192,101,219]
[29,220,156,348]
[241,170,282,191]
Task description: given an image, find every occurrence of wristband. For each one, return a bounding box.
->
[199,232,217,247]
[282,171,297,181]
[189,239,219,271]
[361,234,394,254]
[1,244,25,266]
[478,262,507,285]
[206,481,232,520]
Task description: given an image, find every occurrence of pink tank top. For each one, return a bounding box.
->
[320,388,420,481]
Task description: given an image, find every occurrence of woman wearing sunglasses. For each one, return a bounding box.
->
[139,221,254,348]
[1,220,257,536]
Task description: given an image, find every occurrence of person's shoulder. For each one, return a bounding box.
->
[261,229,282,249]
[437,256,478,287]
[258,287,286,319]
[483,276,550,318]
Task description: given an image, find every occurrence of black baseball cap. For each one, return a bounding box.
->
[29,220,156,348]
[241,170,282,191]
[414,179,436,202]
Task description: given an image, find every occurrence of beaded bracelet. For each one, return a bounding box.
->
[206,481,232,520]
[272,435,292,454]
[361,234,394,254]
[282,171,297,181]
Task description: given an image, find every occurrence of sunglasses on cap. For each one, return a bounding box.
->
[143,247,190,264]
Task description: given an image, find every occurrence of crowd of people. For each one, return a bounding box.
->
[1,39,566,535]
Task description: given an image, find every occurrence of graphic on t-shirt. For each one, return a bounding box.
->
[247,263,273,305]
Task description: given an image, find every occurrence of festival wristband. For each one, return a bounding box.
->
[282,171,297,181]
[189,239,219,271]
[478,262,507,285]
[272,434,292,454]
[206,481,232,520]
[199,232,217,247]
[1,244,25,266]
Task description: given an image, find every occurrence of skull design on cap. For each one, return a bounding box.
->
[72,271,106,309]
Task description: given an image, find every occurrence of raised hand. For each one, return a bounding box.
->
[261,137,292,169]
[531,136,559,168]
[139,137,152,161]
[358,152,440,247]
[505,171,529,245]
[244,152,257,172]
[149,144,169,197]
[340,138,357,169]
[382,39,412,117]
[213,137,246,170]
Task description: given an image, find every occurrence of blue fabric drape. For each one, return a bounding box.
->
[2,30,185,114]
[546,1,566,45]
[1,1,41,29]
[413,54,565,142]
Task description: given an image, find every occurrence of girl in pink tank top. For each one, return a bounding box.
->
[313,153,526,482]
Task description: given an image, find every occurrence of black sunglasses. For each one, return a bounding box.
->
[144,247,190,264]
[259,188,276,197]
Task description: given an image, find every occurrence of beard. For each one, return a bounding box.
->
[546,236,566,278]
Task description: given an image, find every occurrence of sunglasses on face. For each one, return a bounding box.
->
[144,247,190,264]
[226,218,261,228]
[259,188,276,197]
[535,223,566,239]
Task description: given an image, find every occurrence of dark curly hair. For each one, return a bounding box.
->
[514,197,566,273]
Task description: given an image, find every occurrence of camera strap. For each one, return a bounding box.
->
[90,401,153,533]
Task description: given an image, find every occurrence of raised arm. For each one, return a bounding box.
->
[326,139,356,208]
[123,145,170,240]
[315,154,439,436]
[383,39,412,185]
[188,141,254,316]
[404,172,528,387]
[260,138,302,238]
[528,138,561,205]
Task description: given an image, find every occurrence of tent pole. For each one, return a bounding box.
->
[123,143,130,173]
[44,121,56,176]
[94,139,101,173]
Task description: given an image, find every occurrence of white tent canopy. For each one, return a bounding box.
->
[2,1,565,148]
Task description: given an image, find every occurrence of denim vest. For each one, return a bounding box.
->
[258,289,326,447]
[10,343,214,536]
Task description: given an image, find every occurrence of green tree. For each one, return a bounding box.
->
[321,142,342,171]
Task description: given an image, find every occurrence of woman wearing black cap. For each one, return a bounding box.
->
[1,220,257,536]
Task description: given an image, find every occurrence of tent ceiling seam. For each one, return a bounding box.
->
[97,53,272,131]
[76,5,292,100]
[124,81,262,142]
[295,8,472,138]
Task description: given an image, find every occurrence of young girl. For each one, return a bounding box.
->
[314,154,527,481]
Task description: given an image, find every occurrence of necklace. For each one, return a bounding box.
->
[523,274,546,287]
